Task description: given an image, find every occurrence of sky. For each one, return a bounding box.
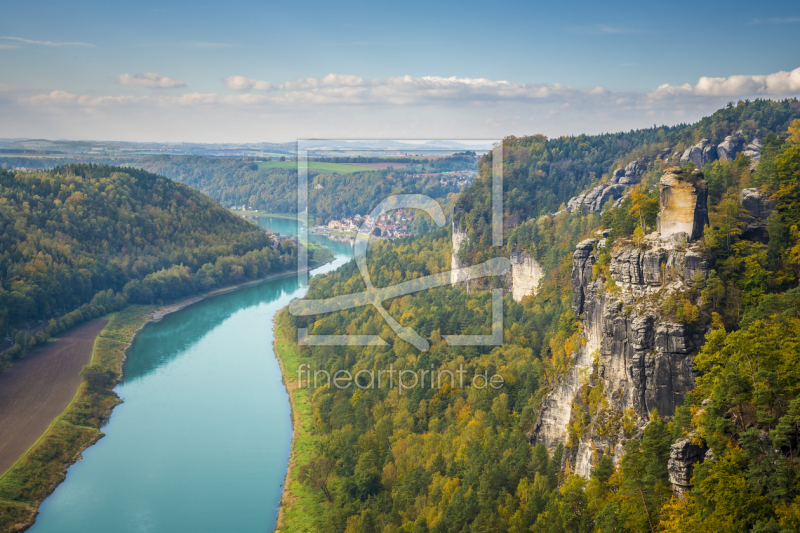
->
[1,0,799,143]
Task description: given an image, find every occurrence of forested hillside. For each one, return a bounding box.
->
[456,99,800,265]
[137,155,466,224]
[0,164,312,371]
[279,103,800,532]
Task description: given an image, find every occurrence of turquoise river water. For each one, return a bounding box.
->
[30,217,353,533]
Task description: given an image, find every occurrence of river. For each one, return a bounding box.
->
[30,217,353,533]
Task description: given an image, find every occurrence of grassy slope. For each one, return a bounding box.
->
[0,306,153,532]
[273,309,327,533]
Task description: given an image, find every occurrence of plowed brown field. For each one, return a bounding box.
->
[0,319,108,476]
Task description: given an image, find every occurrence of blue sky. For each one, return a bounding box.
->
[1,0,799,142]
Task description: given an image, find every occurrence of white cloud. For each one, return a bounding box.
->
[118,73,186,89]
[9,65,800,142]
[223,76,274,91]
[0,36,95,47]
[647,66,800,99]
[25,90,146,106]
[0,82,23,93]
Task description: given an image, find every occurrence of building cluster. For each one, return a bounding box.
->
[319,210,413,238]
[409,169,475,186]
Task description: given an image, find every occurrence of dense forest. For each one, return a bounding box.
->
[0,164,316,372]
[456,99,800,265]
[137,155,470,224]
[280,104,800,532]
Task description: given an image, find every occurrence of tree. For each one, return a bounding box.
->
[787,119,800,146]
[628,185,659,233]
[298,456,336,502]
[80,364,116,390]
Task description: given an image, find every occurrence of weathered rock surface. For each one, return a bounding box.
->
[668,437,708,498]
[619,160,644,185]
[451,221,470,284]
[674,132,762,169]
[680,139,718,168]
[739,187,775,242]
[532,168,710,478]
[566,161,642,214]
[717,132,745,161]
[511,252,544,302]
[743,138,762,162]
[656,167,709,242]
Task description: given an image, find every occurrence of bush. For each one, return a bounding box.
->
[80,364,117,390]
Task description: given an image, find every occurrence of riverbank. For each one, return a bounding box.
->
[237,211,300,220]
[273,309,328,533]
[0,264,325,533]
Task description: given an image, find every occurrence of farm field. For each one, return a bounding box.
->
[0,319,109,477]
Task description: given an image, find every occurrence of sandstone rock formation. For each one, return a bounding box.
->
[717,132,745,160]
[656,167,709,242]
[668,437,708,498]
[619,160,644,185]
[566,161,643,214]
[680,139,718,168]
[531,168,711,478]
[510,252,544,302]
[743,138,762,162]
[451,221,470,284]
[739,187,775,242]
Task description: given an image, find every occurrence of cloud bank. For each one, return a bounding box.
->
[118,73,186,88]
[223,76,274,91]
[648,66,800,99]
[3,66,799,142]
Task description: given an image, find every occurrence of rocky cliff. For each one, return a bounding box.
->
[531,170,711,479]
[566,160,644,214]
[511,252,544,302]
[657,167,709,241]
[739,187,776,242]
[451,221,544,300]
[680,130,760,165]
[451,221,470,284]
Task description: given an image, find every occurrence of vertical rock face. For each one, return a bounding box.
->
[656,167,709,242]
[680,139,718,168]
[668,437,708,498]
[566,161,642,214]
[531,168,710,478]
[451,221,470,284]
[511,252,544,302]
[743,138,762,162]
[739,187,776,243]
[717,132,745,160]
